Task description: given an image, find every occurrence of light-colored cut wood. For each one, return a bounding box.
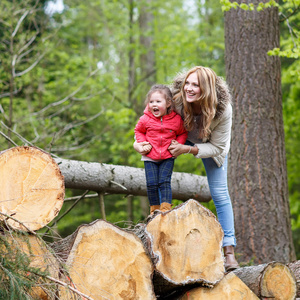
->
[58,219,155,300]
[0,146,65,231]
[234,262,297,300]
[180,272,259,299]
[4,233,60,299]
[145,199,224,286]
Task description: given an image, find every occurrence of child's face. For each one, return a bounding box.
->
[148,91,170,118]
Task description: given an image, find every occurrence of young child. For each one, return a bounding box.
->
[134,84,187,215]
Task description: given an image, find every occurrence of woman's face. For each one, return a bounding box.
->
[184,72,201,103]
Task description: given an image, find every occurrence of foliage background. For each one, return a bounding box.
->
[0,0,299,258]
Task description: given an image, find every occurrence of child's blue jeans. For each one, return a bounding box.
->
[144,158,174,206]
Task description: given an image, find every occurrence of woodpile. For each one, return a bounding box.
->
[0,146,299,299]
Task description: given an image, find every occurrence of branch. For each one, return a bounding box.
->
[0,130,18,146]
[0,212,36,235]
[11,10,30,38]
[33,68,100,115]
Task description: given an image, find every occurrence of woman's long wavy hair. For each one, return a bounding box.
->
[173,66,218,139]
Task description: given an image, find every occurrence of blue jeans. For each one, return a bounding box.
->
[144,158,174,206]
[202,156,236,247]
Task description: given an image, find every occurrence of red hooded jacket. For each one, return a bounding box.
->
[134,108,188,160]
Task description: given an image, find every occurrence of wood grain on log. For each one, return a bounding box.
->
[3,232,60,299]
[0,146,65,231]
[234,261,297,300]
[135,199,225,298]
[55,157,211,202]
[180,272,259,299]
[56,219,155,300]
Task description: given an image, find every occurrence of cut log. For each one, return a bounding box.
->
[233,261,297,300]
[52,219,155,300]
[287,260,300,298]
[0,146,65,231]
[55,157,211,202]
[179,272,259,299]
[2,232,60,299]
[135,199,225,298]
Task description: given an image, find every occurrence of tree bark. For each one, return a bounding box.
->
[134,199,225,298]
[52,219,156,300]
[179,272,259,300]
[0,146,65,231]
[55,157,211,202]
[287,260,300,298]
[224,0,295,263]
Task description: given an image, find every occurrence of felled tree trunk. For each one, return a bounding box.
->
[55,157,211,202]
[135,199,225,298]
[0,146,65,231]
[287,260,300,298]
[233,261,297,300]
[3,232,61,299]
[179,272,259,300]
[51,219,156,300]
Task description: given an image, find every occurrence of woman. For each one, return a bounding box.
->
[134,66,239,271]
[169,66,239,271]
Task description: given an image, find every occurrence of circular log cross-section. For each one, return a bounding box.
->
[0,146,65,231]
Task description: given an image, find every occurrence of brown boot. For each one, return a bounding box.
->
[223,245,239,272]
[150,205,160,215]
[160,202,172,213]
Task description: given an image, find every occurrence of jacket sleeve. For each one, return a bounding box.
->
[175,118,188,144]
[134,116,147,142]
[194,104,232,159]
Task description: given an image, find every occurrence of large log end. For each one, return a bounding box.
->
[59,219,156,300]
[0,146,65,231]
[145,199,225,286]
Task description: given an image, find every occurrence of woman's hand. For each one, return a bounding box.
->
[168,140,186,158]
[133,141,152,155]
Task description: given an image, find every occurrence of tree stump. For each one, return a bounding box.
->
[3,232,60,299]
[233,261,297,300]
[0,146,65,231]
[53,219,155,300]
[179,272,259,299]
[135,199,225,298]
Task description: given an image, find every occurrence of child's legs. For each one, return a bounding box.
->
[158,158,174,204]
[202,156,236,247]
[144,161,160,206]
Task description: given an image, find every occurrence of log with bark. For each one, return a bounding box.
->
[287,260,300,298]
[233,261,297,300]
[55,157,211,202]
[134,199,225,298]
[51,219,156,300]
[0,146,65,231]
[179,272,259,299]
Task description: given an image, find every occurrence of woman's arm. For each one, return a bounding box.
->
[168,140,198,158]
[133,140,152,155]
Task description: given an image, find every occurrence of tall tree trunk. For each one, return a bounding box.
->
[224,0,295,263]
[137,0,156,114]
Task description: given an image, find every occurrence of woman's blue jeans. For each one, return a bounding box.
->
[202,156,236,247]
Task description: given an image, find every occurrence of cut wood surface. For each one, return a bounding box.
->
[135,199,225,298]
[55,157,211,202]
[0,146,65,231]
[4,233,60,299]
[233,261,297,300]
[179,272,259,300]
[56,219,155,300]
